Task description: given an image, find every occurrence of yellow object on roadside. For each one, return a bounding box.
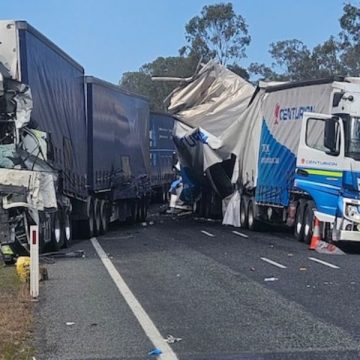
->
[16,256,31,282]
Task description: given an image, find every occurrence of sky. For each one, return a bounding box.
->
[2,0,357,83]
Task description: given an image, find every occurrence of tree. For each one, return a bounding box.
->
[180,3,251,65]
[249,38,344,82]
[120,56,198,111]
[339,3,360,75]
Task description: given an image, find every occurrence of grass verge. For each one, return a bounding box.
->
[0,263,34,360]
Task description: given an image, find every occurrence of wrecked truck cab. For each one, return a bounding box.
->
[0,71,61,263]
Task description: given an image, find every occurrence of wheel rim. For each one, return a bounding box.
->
[248,206,254,227]
[101,202,108,231]
[240,204,245,224]
[54,216,61,244]
[296,221,302,235]
[64,214,71,241]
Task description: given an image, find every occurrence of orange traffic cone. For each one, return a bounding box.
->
[309,217,321,250]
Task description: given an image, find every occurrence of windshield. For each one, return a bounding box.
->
[344,116,360,160]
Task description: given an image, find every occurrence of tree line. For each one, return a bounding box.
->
[119,2,360,111]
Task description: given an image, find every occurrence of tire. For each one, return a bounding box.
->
[294,200,306,242]
[100,200,109,234]
[50,211,64,251]
[247,199,261,231]
[128,200,138,224]
[140,198,148,222]
[303,200,315,244]
[94,198,101,235]
[240,196,248,229]
[63,212,72,248]
[80,198,95,239]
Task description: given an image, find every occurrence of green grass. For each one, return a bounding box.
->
[0,264,34,360]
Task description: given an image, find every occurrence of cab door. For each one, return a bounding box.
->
[295,112,344,216]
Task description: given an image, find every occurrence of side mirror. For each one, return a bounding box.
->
[324,117,338,154]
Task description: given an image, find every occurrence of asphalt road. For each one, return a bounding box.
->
[35,206,360,360]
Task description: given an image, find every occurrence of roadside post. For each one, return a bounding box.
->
[30,225,39,299]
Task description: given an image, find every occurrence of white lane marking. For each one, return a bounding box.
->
[91,238,178,360]
[308,257,340,269]
[232,231,249,238]
[260,257,287,269]
[201,230,215,237]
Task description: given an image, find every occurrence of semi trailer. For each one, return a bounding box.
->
[0,20,150,263]
[168,61,360,243]
[149,112,175,202]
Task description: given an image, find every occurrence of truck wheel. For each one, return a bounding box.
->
[240,196,248,229]
[63,212,72,248]
[140,198,148,222]
[80,198,95,238]
[303,201,315,244]
[94,199,101,235]
[247,200,261,231]
[100,200,109,234]
[50,211,64,251]
[294,201,306,242]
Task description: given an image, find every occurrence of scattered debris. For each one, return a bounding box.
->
[288,253,293,257]
[315,240,345,255]
[141,222,147,227]
[264,277,278,282]
[66,322,75,326]
[149,221,154,225]
[269,244,274,248]
[250,267,256,272]
[306,285,311,288]
[299,267,307,271]
[41,250,85,259]
[40,266,49,281]
[90,323,98,327]
[164,334,182,344]
[350,281,356,285]
[148,348,162,356]
[176,273,180,277]
[176,211,193,217]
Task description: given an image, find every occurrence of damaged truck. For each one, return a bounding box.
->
[168,61,360,243]
[0,21,150,264]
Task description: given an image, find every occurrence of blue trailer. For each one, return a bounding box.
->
[149,112,175,202]
[85,76,151,230]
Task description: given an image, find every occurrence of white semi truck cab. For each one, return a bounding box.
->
[296,80,360,242]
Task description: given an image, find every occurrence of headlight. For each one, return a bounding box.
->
[345,204,360,221]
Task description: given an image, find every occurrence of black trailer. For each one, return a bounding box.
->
[149,112,175,202]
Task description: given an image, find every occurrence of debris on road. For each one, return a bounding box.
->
[164,334,182,344]
[65,322,75,326]
[299,267,307,271]
[288,253,293,257]
[16,256,30,282]
[250,267,256,272]
[149,221,154,225]
[315,241,345,255]
[148,348,162,356]
[41,250,85,259]
[264,277,278,282]
[141,222,147,227]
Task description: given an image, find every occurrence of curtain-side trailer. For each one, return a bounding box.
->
[169,62,360,243]
[0,21,150,263]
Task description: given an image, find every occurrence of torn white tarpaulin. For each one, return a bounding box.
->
[13,83,33,129]
[168,61,257,183]
[222,191,240,227]
[0,168,57,210]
